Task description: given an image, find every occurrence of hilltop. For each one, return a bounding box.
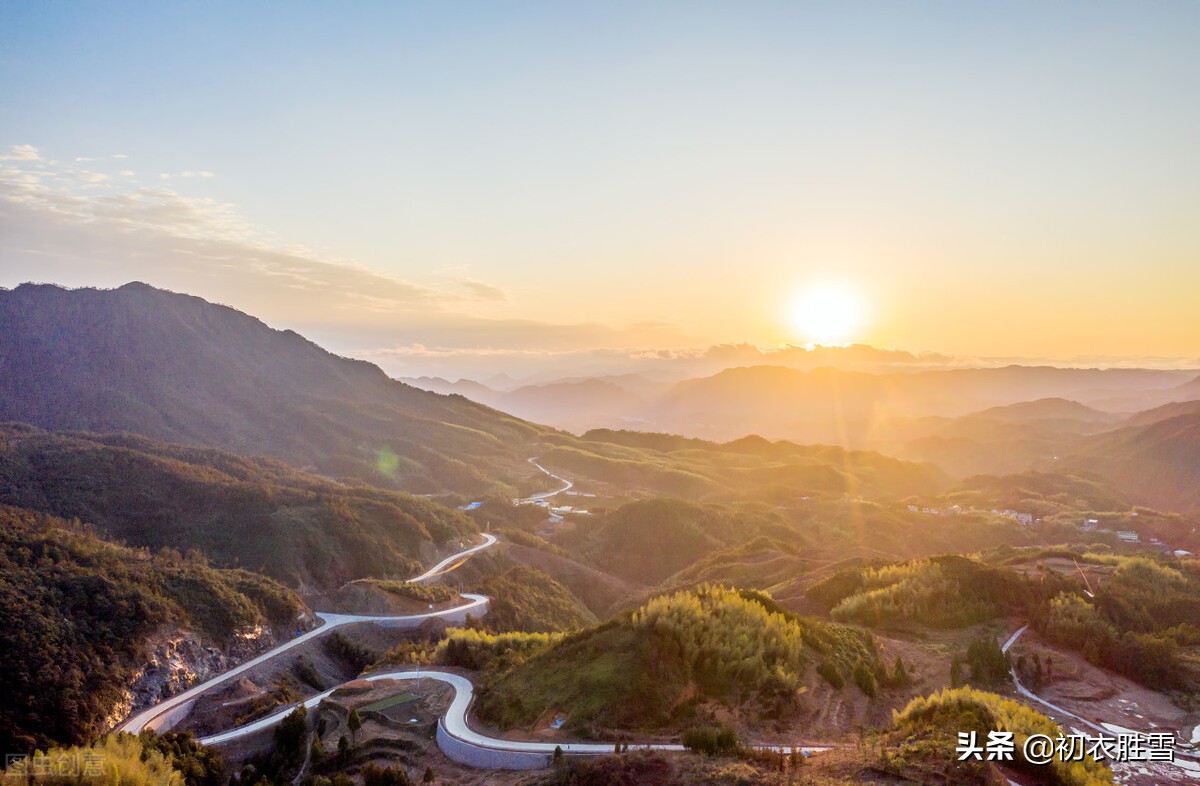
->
[463,585,885,736]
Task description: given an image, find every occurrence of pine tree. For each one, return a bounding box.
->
[422,766,434,784]
[950,654,962,687]
[310,735,323,766]
[337,735,350,766]
[348,709,362,743]
[891,654,909,686]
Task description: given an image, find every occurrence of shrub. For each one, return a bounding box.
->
[681,725,739,756]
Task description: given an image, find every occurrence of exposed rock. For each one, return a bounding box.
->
[105,625,281,733]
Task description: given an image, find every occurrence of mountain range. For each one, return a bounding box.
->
[0,283,548,496]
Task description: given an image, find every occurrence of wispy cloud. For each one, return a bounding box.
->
[0,144,521,336]
[458,278,508,301]
[161,170,216,180]
[0,144,41,162]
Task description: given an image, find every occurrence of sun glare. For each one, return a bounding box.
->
[787,284,866,345]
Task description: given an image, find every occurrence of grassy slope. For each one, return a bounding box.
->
[0,424,479,589]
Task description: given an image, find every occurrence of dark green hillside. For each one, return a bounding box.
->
[808,547,1200,694]
[807,555,1035,629]
[473,585,880,733]
[0,424,478,588]
[563,499,789,585]
[471,566,597,633]
[1031,553,1200,691]
[0,282,546,496]
[0,505,304,751]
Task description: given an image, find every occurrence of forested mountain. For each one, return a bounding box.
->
[0,424,478,589]
[1064,413,1200,512]
[0,505,304,751]
[0,283,547,496]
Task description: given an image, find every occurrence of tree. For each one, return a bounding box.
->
[950,654,963,688]
[852,659,878,697]
[682,724,739,756]
[553,745,564,766]
[891,655,909,687]
[309,735,323,766]
[337,735,350,766]
[348,709,362,743]
[362,763,411,786]
[274,705,308,762]
[422,766,434,784]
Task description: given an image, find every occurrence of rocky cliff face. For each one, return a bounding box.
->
[103,625,281,733]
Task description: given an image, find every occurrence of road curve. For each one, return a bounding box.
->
[520,458,573,502]
[117,535,497,734]
[409,534,497,583]
[1002,624,1200,762]
[200,669,832,760]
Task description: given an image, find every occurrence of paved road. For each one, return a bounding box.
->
[409,534,497,583]
[117,536,497,734]
[200,669,831,756]
[1000,624,1028,654]
[1002,624,1199,761]
[520,458,573,502]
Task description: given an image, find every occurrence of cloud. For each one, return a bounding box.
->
[0,144,41,162]
[67,168,109,184]
[111,153,129,159]
[458,278,507,301]
[160,170,215,180]
[0,149,508,328]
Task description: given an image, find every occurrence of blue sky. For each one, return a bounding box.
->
[2,2,1199,378]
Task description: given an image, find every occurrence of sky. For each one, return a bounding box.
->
[2,1,1199,379]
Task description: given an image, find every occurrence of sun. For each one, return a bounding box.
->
[786,283,866,345]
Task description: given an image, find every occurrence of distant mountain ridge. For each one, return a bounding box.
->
[0,283,547,495]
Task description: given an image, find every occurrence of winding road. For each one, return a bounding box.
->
[199,669,830,761]
[521,457,573,501]
[118,535,496,735]
[1002,624,1200,763]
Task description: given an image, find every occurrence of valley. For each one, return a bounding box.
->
[3,285,1200,786]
